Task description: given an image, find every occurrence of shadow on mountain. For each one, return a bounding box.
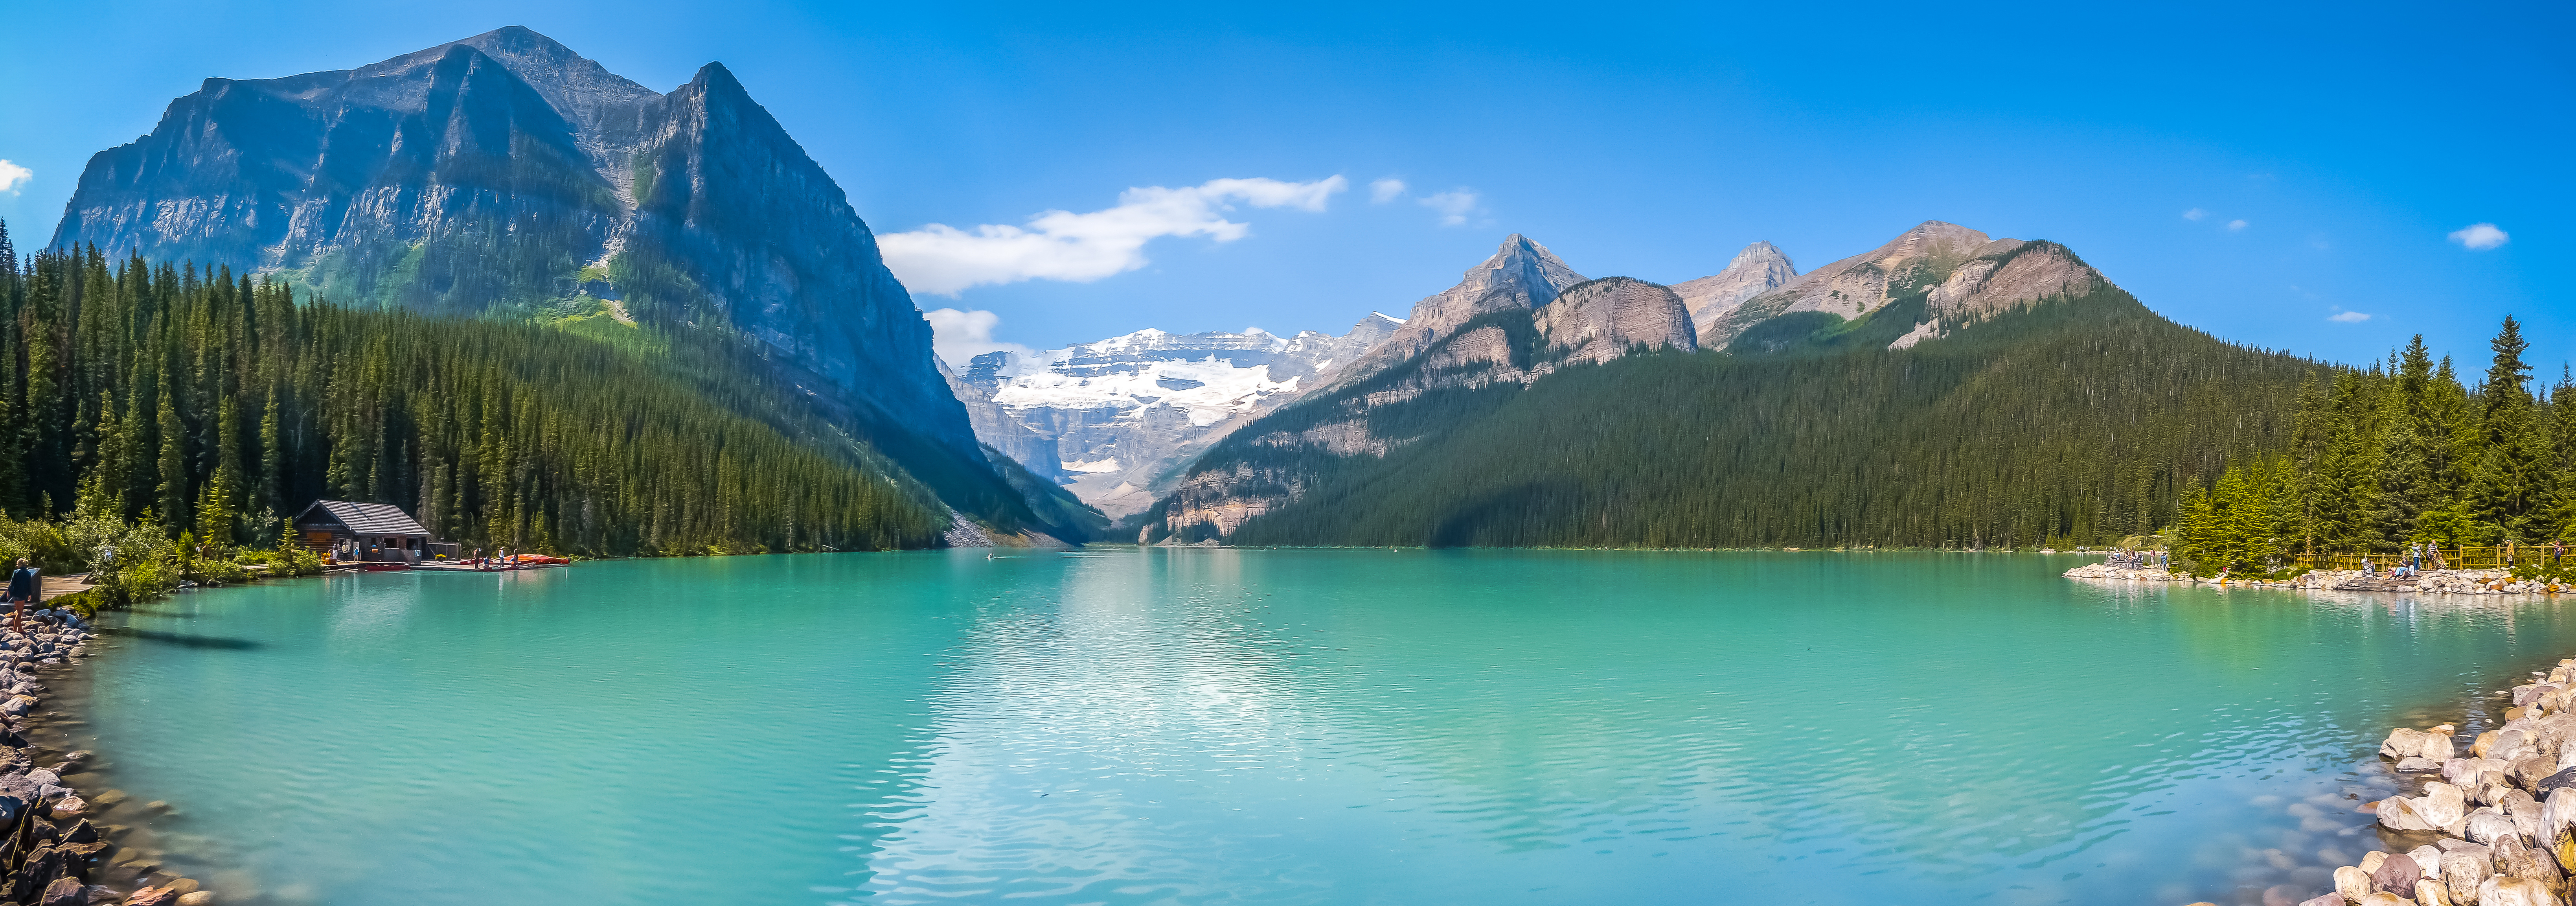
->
[1429,482,1580,548]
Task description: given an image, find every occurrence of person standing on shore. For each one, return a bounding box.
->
[4,560,37,634]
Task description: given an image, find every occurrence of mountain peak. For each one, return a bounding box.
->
[1728,240,1792,270]
[1467,234,1581,305]
[1869,221,1993,267]
[1314,235,1587,390]
[1674,240,1799,338]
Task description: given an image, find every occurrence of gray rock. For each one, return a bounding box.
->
[2420,782,2470,827]
[2401,757,2446,772]
[2380,796,2438,831]
[2533,766,2576,798]
[2468,808,2519,845]
[2441,842,2492,904]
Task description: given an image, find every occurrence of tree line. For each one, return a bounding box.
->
[0,219,947,559]
[1187,284,2329,549]
[2173,317,2572,573]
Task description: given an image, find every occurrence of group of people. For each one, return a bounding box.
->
[2109,549,2169,570]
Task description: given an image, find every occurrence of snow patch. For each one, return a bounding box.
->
[1063,458,1124,473]
[989,350,1306,427]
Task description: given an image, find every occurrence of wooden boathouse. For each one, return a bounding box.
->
[292,500,455,563]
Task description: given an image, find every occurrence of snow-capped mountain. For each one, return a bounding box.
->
[954,315,1401,516]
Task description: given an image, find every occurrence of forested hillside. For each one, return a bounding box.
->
[0,228,976,555]
[1152,284,2330,549]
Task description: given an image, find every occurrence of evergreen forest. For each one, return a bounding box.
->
[1188,284,2542,553]
[0,219,958,565]
[2170,317,2576,574]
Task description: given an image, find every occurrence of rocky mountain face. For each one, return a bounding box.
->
[1149,247,1695,541]
[1320,234,1587,391]
[1699,221,2110,352]
[1144,221,2120,544]
[949,315,1401,518]
[48,28,1076,536]
[1672,241,1797,338]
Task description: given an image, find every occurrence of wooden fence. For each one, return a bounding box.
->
[2293,545,2574,573]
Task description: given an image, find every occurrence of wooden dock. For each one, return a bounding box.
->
[39,575,94,604]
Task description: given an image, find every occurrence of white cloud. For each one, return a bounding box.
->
[2449,223,2509,250]
[0,161,28,194]
[2182,208,2206,221]
[2328,309,2371,323]
[1420,189,1480,226]
[2226,219,2248,231]
[924,308,1035,367]
[1369,178,1407,203]
[880,176,1349,296]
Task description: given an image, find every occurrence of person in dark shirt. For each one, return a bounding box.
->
[4,559,37,633]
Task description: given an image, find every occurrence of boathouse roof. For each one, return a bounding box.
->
[295,500,432,538]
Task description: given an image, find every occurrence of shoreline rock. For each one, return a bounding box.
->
[0,607,215,904]
[2221,656,2576,905]
[2065,562,2561,595]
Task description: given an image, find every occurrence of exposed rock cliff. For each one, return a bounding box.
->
[1150,268,1693,542]
[1700,221,2115,352]
[1320,234,1586,390]
[1537,277,1697,365]
[1672,241,1796,338]
[50,26,980,460]
[1887,240,2112,348]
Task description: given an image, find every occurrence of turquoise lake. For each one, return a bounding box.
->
[55,549,2576,904]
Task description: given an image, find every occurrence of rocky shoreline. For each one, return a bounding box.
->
[0,607,211,906]
[2065,563,2560,595]
[2245,659,2576,906]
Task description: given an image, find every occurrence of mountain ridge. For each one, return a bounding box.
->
[1140,221,2232,547]
[50,26,1092,541]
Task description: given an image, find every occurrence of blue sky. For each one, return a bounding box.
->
[1,1,2567,371]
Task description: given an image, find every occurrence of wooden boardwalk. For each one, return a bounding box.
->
[39,575,94,604]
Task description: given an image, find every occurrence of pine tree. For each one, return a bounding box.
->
[156,369,188,529]
[2467,317,2548,540]
[2371,336,2440,543]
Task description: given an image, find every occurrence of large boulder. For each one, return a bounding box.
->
[2471,809,2522,845]
[2536,767,2576,799]
[2416,845,2449,878]
[2494,834,2565,890]
[2383,796,2441,832]
[2425,783,2473,828]
[2418,877,2458,906]
[2444,842,2495,905]
[2479,876,2557,906]
[2338,865,2379,902]
[2392,728,2439,759]
[2376,853,2427,893]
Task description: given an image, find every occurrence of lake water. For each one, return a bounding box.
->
[51,549,2576,904]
